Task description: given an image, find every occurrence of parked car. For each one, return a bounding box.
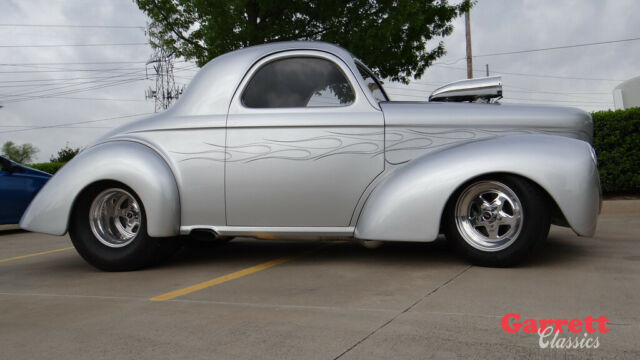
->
[0,156,51,226]
[20,42,600,271]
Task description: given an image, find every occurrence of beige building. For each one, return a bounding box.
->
[613,75,640,109]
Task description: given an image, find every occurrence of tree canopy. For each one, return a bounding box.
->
[136,0,472,83]
[1,141,39,164]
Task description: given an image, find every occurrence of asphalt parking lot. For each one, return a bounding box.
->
[1,200,639,360]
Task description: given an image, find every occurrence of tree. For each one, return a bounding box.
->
[1,141,39,164]
[136,0,472,83]
[50,143,81,163]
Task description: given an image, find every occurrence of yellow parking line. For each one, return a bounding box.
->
[150,250,313,302]
[0,247,74,264]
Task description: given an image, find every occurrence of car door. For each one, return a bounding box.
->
[225,51,384,227]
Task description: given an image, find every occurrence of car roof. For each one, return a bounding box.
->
[170,41,361,116]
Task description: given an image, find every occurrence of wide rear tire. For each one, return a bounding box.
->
[69,181,180,271]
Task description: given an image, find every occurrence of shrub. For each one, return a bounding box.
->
[28,162,66,174]
[50,144,81,163]
[592,108,640,195]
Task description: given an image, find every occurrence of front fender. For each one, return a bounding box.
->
[20,141,180,237]
[355,134,600,241]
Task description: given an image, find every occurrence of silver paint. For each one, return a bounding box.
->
[226,50,384,227]
[20,41,599,245]
[355,134,599,241]
[20,141,180,237]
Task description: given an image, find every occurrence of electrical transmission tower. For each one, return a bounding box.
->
[145,49,184,112]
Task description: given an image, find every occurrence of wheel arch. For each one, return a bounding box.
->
[20,141,181,237]
[438,172,568,234]
[354,134,600,242]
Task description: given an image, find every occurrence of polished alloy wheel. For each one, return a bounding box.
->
[454,181,523,252]
[89,188,141,248]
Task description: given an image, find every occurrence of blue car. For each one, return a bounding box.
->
[0,156,51,225]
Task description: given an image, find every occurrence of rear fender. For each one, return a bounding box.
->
[355,135,600,241]
[20,141,180,237]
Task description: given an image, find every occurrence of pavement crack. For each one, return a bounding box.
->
[332,265,473,360]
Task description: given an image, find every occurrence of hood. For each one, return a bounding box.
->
[380,101,593,143]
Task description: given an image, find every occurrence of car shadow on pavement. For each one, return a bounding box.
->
[162,227,589,270]
[166,237,464,270]
[19,227,589,273]
[523,232,589,267]
[0,229,26,236]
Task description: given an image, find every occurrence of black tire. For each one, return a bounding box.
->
[69,181,180,271]
[444,175,550,267]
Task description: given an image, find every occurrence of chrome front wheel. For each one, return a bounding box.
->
[444,175,550,267]
[454,181,523,252]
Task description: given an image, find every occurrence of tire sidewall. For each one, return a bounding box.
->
[445,175,550,267]
[69,182,157,271]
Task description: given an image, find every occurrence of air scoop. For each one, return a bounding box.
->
[429,76,502,103]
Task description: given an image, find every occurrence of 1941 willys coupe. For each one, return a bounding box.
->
[20,42,600,271]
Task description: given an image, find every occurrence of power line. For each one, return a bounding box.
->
[0,113,152,134]
[0,74,146,84]
[0,24,144,29]
[432,64,624,82]
[0,78,148,104]
[0,125,114,129]
[0,43,149,48]
[0,66,195,101]
[388,85,611,103]
[473,36,640,58]
[0,74,147,95]
[0,68,144,73]
[0,60,192,66]
[383,86,434,93]
[386,91,612,105]
[0,76,145,88]
[0,67,193,86]
[2,95,148,103]
[504,85,611,95]
[0,61,148,66]
[501,97,612,105]
[0,64,195,74]
[0,69,145,98]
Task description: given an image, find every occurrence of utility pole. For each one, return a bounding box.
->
[465,9,473,79]
[145,48,184,112]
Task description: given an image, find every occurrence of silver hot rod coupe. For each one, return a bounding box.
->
[20,42,600,271]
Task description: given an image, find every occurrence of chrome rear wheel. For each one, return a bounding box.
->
[89,188,141,248]
[69,181,180,271]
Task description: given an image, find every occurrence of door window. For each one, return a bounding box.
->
[241,57,355,108]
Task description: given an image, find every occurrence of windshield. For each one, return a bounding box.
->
[355,61,389,103]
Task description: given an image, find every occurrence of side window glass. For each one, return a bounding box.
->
[242,57,355,108]
[356,63,388,103]
[0,157,11,172]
